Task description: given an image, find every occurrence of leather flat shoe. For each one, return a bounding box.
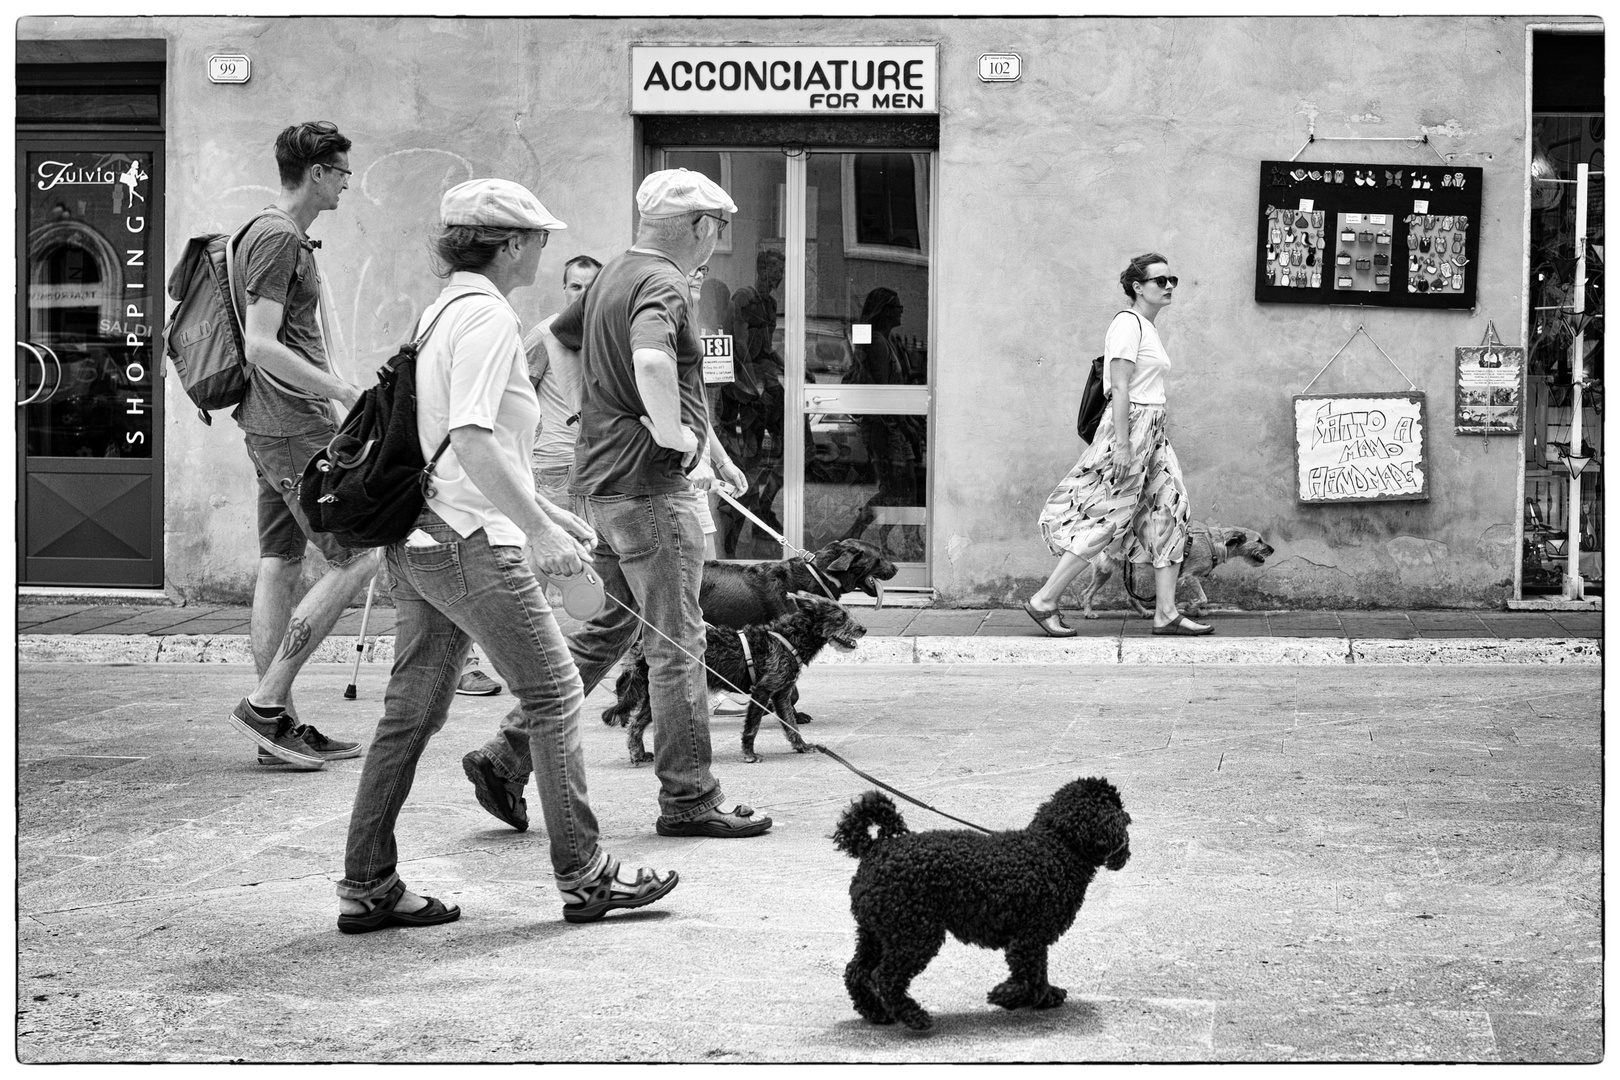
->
[1022,599,1077,638]
[1152,613,1214,636]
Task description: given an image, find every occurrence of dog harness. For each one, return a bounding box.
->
[735,629,801,689]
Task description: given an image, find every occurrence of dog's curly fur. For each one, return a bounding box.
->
[605,539,895,733]
[832,777,1132,1031]
[1078,521,1275,618]
[603,594,866,763]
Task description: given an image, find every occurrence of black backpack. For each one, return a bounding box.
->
[1076,310,1145,443]
[297,293,477,549]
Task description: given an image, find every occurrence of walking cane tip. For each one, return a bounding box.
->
[343,686,357,700]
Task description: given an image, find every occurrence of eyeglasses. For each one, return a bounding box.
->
[316,163,352,178]
[697,212,728,238]
[692,265,708,275]
[1142,275,1179,289]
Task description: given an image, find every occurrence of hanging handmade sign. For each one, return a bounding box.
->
[1454,321,1524,435]
[1292,326,1430,504]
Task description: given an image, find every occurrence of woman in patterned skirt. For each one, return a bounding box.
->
[1022,253,1213,637]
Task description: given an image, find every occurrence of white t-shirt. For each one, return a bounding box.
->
[525,312,583,472]
[414,272,539,547]
[1102,310,1171,406]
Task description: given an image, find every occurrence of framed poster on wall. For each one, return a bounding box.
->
[1256,161,1482,309]
[1454,327,1525,435]
[1294,392,1429,503]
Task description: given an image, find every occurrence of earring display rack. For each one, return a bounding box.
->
[1255,160,1483,309]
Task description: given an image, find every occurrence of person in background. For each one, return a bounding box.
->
[456,254,603,697]
[1024,252,1210,637]
[715,248,787,558]
[337,178,679,933]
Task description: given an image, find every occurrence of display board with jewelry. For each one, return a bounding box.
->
[1254,160,1482,309]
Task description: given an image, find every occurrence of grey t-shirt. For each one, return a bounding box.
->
[230,211,333,436]
[554,249,708,496]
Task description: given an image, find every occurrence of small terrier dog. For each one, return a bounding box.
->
[602,593,865,764]
[1077,521,1275,618]
[833,776,1131,1031]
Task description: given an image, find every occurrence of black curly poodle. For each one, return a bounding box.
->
[831,776,1131,1031]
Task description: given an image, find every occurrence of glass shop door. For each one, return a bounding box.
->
[662,147,934,589]
[17,132,165,586]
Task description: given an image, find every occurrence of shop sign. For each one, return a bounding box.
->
[632,45,938,115]
[29,283,109,307]
[701,333,735,383]
[1293,392,1429,503]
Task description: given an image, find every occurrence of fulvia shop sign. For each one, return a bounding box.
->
[632,45,938,114]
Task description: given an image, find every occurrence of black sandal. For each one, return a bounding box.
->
[337,880,461,935]
[1022,598,1077,638]
[560,858,679,923]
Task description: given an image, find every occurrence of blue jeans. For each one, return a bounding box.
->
[477,491,724,822]
[338,509,608,901]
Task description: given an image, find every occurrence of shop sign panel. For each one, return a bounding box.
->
[1293,392,1429,503]
[632,45,938,115]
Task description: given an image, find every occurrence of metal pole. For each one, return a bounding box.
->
[343,572,379,700]
[1564,164,1589,601]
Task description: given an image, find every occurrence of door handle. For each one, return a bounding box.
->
[34,343,63,405]
[808,394,838,407]
[16,342,52,406]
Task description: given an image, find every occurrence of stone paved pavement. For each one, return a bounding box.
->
[14,661,1603,1063]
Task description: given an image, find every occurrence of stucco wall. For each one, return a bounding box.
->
[22,15,1593,606]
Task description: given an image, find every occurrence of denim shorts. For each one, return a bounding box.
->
[244,429,368,566]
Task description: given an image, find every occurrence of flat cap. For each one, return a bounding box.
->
[440,178,567,231]
[636,168,738,220]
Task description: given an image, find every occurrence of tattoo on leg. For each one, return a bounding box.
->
[277,616,314,663]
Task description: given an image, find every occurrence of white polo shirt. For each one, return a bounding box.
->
[1102,310,1171,406]
[413,272,539,547]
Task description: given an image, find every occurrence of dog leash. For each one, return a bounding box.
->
[601,590,993,834]
[712,486,870,607]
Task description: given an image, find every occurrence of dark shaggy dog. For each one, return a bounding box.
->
[832,777,1131,1031]
[700,537,897,626]
[606,538,896,725]
[1078,521,1275,618]
[603,593,866,764]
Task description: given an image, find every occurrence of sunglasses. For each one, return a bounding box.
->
[1142,275,1179,289]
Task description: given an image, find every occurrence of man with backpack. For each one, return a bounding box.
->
[225,121,382,770]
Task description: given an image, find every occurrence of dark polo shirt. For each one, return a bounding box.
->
[554,248,709,496]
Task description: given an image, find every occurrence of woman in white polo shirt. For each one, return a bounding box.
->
[335,179,679,934]
[1024,253,1210,637]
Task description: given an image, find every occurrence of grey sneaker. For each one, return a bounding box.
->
[230,698,324,770]
[256,722,361,764]
[456,668,502,696]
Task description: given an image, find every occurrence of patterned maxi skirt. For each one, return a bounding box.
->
[1038,403,1190,569]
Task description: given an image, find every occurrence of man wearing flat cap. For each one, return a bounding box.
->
[467,169,772,838]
